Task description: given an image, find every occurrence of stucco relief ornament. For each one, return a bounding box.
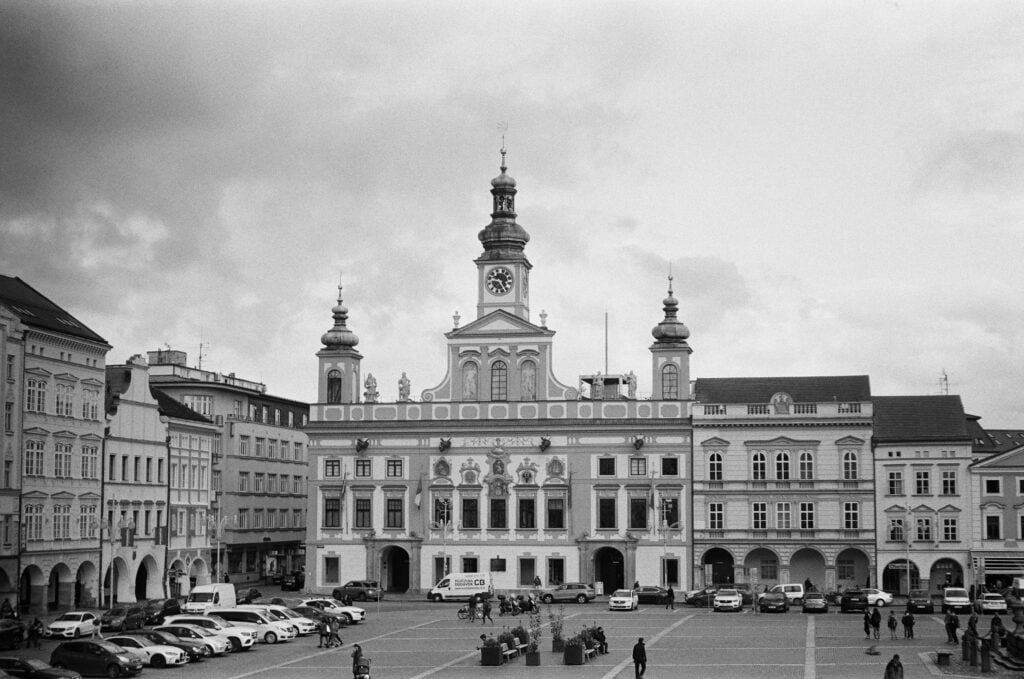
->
[459,458,481,486]
[545,457,565,480]
[483,442,513,496]
[516,457,539,485]
[434,457,451,479]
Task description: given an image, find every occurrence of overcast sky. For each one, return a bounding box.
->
[2,1,1022,426]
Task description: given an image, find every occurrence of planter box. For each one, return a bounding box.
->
[480,646,503,666]
[552,638,565,653]
[563,645,585,665]
[525,651,541,666]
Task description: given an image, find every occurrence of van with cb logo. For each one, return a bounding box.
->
[428,573,493,602]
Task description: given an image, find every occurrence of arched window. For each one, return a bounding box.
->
[661,364,679,399]
[798,451,814,480]
[842,451,858,480]
[775,451,790,480]
[326,369,342,404]
[752,452,766,480]
[708,452,723,481]
[490,361,508,401]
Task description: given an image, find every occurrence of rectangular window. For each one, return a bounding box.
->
[239,436,250,456]
[24,441,45,476]
[752,502,767,530]
[916,517,932,541]
[4,402,12,432]
[888,471,903,495]
[661,457,679,476]
[254,473,265,493]
[984,478,1001,495]
[354,498,372,529]
[914,470,930,495]
[843,502,859,529]
[268,439,277,459]
[25,505,43,540]
[837,558,855,580]
[985,515,1001,540]
[355,459,371,477]
[760,559,778,580]
[385,498,404,529]
[659,498,680,529]
[548,558,565,587]
[324,459,341,478]
[776,502,791,529]
[888,518,905,542]
[324,557,340,584]
[267,474,277,493]
[294,442,303,461]
[629,497,648,529]
[941,470,957,495]
[183,395,213,417]
[237,509,249,529]
[80,505,97,539]
[518,557,536,587]
[255,438,265,457]
[708,502,724,530]
[433,497,452,525]
[799,454,814,480]
[26,379,47,413]
[323,498,341,527]
[799,502,815,529]
[293,475,302,494]
[629,457,647,476]
[254,509,265,529]
[546,497,565,529]
[598,458,616,476]
[598,497,616,529]
[489,498,507,529]
[54,443,72,478]
[462,498,479,529]
[133,457,140,482]
[518,498,536,529]
[775,454,790,480]
[943,518,958,542]
[238,472,250,492]
[54,504,71,540]
[386,459,403,478]
[145,458,153,483]
[293,509,303,528]
[752,454,766,480]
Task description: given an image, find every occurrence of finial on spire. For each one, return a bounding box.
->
[497,121,508,172]
[337,270,344,302]
[667,263,674,296]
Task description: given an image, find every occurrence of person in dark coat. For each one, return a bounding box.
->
[870,607,882,640]
[944,612,959,645]
[594,626,608,654]
[666,586,675,610]
[901,611,915,639]
[990,613,1005,646]
[317,618,331,648]
[887,610,898,639]
[863,611,873,639]
[28,617,43,648]
[351,644,364,676]
[632,637,647,678]
[884,654,904,679]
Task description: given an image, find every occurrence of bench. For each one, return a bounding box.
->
[514,639,528,656]
[935,650,951,666]
[500,642,518,662]
[583,640,597,661]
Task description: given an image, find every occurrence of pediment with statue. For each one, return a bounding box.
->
[482,443,513,496]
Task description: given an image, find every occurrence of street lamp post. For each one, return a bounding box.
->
[431,498,453,578]
[209,511,236,582]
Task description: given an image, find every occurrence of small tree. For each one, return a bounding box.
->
[548,605,565,642]
[527,609,542,653]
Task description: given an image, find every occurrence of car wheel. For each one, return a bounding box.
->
[201,645,212,657]
[152,655,167,668]
[106,664,121,679]
[229,637,242,652]
[265,632,277,644]
[576,594,587,604]
[542,594,554,604]
[343,613,354,625]
[73,629,80,639]
[430,593,443,602]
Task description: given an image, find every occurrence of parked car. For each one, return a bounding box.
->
[862,588,893,607]
[0,620,26,650]
[907,589,934,614]
[45,613,99,639]
[161,615,257,652]
[153,624,231,656]
[142,598,182,625]
[942,587,972,614]
[281,572,306,592]
[0,657,82,679]
[100,606,145,633]
[686,588,717,607]
[839,590,869,613]
[713,589,743,612]
[731,583,755,606]
[131,630,209,662]
[49,640,143,677]
[247,605,317,635]
[290,606,346,627]
[538,583,597,605]
[297,599,366,625]
[978,593,1008,614]
[759,591,790,613]
[104,635,189,668]
[608,589,639,611]
[765,583,806,606]
[635,586,670,605]
[331,580,380,602]
[801,591,829,613]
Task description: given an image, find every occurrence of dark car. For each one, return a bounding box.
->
[907,589,934,614]
[759,591,790,613]
[132,630,207,663]
[686,588,717,607]
[801,591,828,613]
[99,606,145,633]
[281,572,306,592]
[0,657,82,679]
[730,583,755,606]
[142,599,182,626]
[635,586,670,605]
[332,580,380,602]
[49,640,143,678]
[0,621,25,650]
[840,590,869,613]
[291,606,346,626]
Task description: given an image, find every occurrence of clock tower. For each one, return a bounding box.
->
[475,149,531,321]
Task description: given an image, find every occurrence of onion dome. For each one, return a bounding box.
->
[321,279,359,349]
[478,147,530,260]
[651,274,690,343]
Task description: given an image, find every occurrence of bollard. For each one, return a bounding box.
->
[962,636,970,661]
[980,639,992,673]
[969,637,978,667]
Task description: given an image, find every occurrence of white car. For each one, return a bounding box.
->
[162,614,258,652]
[979,593,1008,614]
[298,598,367,624]
[608,589,639,611]
[713,588,744,612]
[106,634,190,667]
[862,588,893,607]
[45,611,99,638]
[155,623,233,656]
[252,604,318,635]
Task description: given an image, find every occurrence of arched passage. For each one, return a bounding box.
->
[593,547,625,594]
[135,555,162,601]
[789,548,825,592]
[76,561,97,608]
[930,558,963,591]
[743,547,779,589]
[109,557,132,604]
[47,563,73,610]
[20,565,45,614]
[882,558,919,596]
[379,546,410,593]
[701,547,734,585]
[835,548,870,592]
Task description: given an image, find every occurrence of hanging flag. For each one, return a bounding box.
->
[414,476,423,508]
[567,467,573,509]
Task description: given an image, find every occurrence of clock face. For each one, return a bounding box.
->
[486,267,514,295]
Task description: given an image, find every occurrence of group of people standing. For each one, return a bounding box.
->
[863,607,917,640]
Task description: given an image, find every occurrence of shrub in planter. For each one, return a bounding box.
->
[513,625,529,648]
[563,635,585,665]
[480,637,502,666]
[549,606,565,652]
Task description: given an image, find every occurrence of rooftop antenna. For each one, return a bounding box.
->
[604,311,609,374]
[197,339,208,371]
[939,370,949,395]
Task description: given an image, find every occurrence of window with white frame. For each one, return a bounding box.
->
[25,504,43,540]
[708,502,724,530]
[293,475,302,494]
[888,518,904,542]
[708,453,723,481]
[752,502,767,530]
[916,517,932,541]
[775,451,790,480]
[324,459,341,477]
[843,502,859,529]
[267,474,277,493]
[776,502,791,529]
[254,509,265,529]
[629,456,647,476]
[941,470,957,495]
[985,512,1001,540]
[798,451,814,480]
[26,378,47,413]
[237,509,249,529]
[80,505,97,539]
[239,436,250,456]
[268,439,278,459]
[386,497,404,529]
[984,478,1002,495]
[55,384,74,417]
[355,459,371,477]
[54,442,72,478]
[661,364,680,399]
[254,472,265,493]
[54,504,71,539]
[183,395,213,417]
[888,471,903,495]
[942,517,958,542]
[799,502,815,529]
[914,470,930,495]
[238,472,250,492]
[386,459,403,478]
[24,440,44,476]
[752,452,766,480]
[842,451,858,480]
[255,438,265,457]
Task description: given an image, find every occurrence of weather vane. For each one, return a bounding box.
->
[497,121,508,166]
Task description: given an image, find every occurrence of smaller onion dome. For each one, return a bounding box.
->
[478,147,530,258]
[321,280,359,349]
[651,274,690,343]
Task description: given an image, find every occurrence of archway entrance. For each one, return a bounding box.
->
[701,548,734,586]
[76,562,97,608]
[835,548,870,592]
[930,558,963,591]
[135,562,149,601]
[789,548,825,592]
[593,547,624,595]
[743,547,779,590]
[48,564,72,610]
[379,546,409,593]
[882,558,919,596]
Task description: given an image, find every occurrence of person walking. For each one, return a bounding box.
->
[317,618,330,648]
[884,654,904,679]
[351,644,364,677]
[944,611,959,645]
[863,611,872,639]
[632,637,647,679]
[329,615,343,648]
[467,593,477,623]
[666,585,675,610]
[901,611,915,639]
[887,610,898,640]
[28,617,43,648]
[871,606,882,640]
[481,597,494,625]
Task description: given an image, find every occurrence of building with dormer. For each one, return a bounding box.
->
[306,154,694,596]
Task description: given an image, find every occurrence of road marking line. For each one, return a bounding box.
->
[599,613,694,679]
[805,615,815,679]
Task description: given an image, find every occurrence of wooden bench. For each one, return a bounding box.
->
[500,642,518,662]
[583,640,597,661]
[935,650,951,666]
[515,640,528,656]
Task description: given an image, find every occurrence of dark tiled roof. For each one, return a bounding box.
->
[150,388,213,424]
[872,395,969,442]
[965,415,999,454]
[981,428,1024,454]
[693,375,870,403]
[0,275,108,344]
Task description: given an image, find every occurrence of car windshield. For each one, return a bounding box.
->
[25,660,48,669]
[151,632,177,643]
[56,613,85,622]
[983,594,1003,600]
[946,589,968,597]
[806,593,824,599]
[612,590,632,597]
[909,590,928,597]
[107,607,126,616]
[765,593,785,600]
[190,593,215,602]
[718,589,738,596]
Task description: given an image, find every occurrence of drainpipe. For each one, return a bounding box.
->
[162,428,171,598]
[99,422,109,609]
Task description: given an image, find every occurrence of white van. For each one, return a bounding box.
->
[206,607,297,644]
[428,572,493,602]
[184,584,237,613]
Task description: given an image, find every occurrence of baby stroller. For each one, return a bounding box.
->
[353,657,371,679]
